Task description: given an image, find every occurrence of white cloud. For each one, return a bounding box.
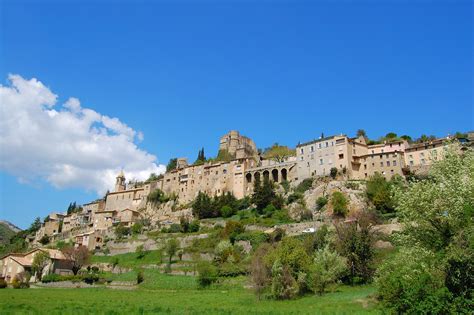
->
[0,74,165,194]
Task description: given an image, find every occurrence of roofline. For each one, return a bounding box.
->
[296,135,345,148]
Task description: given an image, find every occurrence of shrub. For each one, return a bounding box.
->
[136,245,146,259]
[376,247,450,314]
[366,173,394,213]
[168,224,181,233]
[344,181,360,190]
[262,204,277,218]
[131,223,143,235]
[136,270,144,284]
[295,178,313,194]
[214,240,233,263]
[0,279,7,288]
[222,221,245,243]
[310,246,347,295]
[315,196,328,210]
[221,205,235,218]
[280,180,290,193]
[39,235,50,245]
[271,261,298,300]
[330,191,348,217]
[197,261,218,287]
[330,167,338,179]
[287,192,303,204]
[234,231,269,248]
[188,220,200,233]
[115,224,131,239]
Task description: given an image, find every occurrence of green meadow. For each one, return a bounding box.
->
[0,272,378,314]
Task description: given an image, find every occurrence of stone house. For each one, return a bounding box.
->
[0,248,72,283]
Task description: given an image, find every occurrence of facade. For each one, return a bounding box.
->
[1,248,72,283]
[404,138,447,169]
[74,231,105,250]
[296,135,353,180]
[93,210,117,230]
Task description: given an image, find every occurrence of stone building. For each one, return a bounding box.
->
[0,248,72,283]
[219,130,258,159]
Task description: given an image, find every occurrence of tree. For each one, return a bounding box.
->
[192,191,216,219]
[385,132,397,140]
[136,245,146,259]
[263,143,295,163]
[197,261,218,287]
[400,135,412,142]
[194,147,206,165]
[250,244,272,299]
[252,176,276,213]
[330,191,348,217]
[62,246,90,275]
[29,217,42,233]
[32,251,50,281]
[329,167,338,179]
[377,145,474,313]
[356,129,367,139]
[334,211,377,283]
[165,238,179,265]
[166,158,178,172]
[310,246,347,295]
[366,173,395,213]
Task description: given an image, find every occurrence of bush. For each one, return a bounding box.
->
[234,231,269,248]
[131,223,143,235]
[222,221,245,243]
[168,224,181,233]
[262,204,277,218]
[197,261,218,287]
[137,270,144,284]
[136,245,146,259]
[0,278,7,288]
[39,235,50,245]
[115,224,131,239]
[295,178,313,194]
[376,247,451,314]
[287,192,303,204]
[315,196,328,210]
[330,167,338,179]
[330,191,348,217]
[310,246,347,295]
[221,205,235,218]
[188,220,200,233]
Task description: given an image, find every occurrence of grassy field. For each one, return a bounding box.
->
[0,273,379,314]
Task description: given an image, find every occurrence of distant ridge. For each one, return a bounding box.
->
[0,220,22,245]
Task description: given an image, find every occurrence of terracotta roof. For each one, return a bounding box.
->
[10,256,33,266]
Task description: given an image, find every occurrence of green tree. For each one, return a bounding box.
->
[197,261,218,287]
[165,238,179,265]
[32,251,50,281]
[39,235,50,245]
[192,191,216,219]
[252,176,276,213]
[330,191,348,217]
[194,147,206,165]
[310,246,347,295]
[377,145,474,313]
[29,217,42,233]
[329,167,338,179]
[166,158,178,172]
[263,143,296,163]
[356,129,367,139]
[334,211,377,283]
[366,173,395,213]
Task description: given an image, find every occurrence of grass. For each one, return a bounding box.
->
[0,281,378,314]
[91,250,163,268]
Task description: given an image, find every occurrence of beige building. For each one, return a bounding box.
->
[74,231,105,250]
[1,248,72,283]
[404,138,447,169]
[93,210,117,230]
[117,209,141,227]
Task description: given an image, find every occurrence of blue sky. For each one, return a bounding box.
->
[0,0,472,228]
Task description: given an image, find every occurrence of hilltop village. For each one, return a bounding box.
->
[1,129,473,285]
[28,130,472,248]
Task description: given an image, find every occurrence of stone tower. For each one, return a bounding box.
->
[115,170,126,192]
[219,130,257,159]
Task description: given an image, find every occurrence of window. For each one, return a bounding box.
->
[393,160,397,166]
[421,159,426,164]
[307,162,310,167]
[318,143,322,149]
[391,170,394,174]
[320,159,323,165]
[381,149,384,153]
[311,154,314,160]
[372,163,375,166]
[325,142,328,147]
[387,161,390,166]
[420,152,425,157]
[223,169,227,174]
[300,148,304,154]
[300,156,304,161]
[371,150,374,154]
[365,173,368,178]
[380,162,383,167]
[364,164,367,170]
[339,154,344,159]
[410,161,414,166]
[380,155,383,159]
[311,146,314,152]
[409,154,413,159]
